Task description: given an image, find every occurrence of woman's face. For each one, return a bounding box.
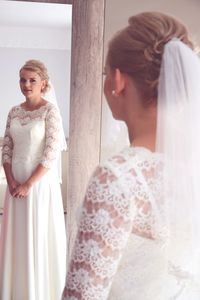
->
[19,69,45,100]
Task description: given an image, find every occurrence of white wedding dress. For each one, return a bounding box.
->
[63,146,200,300]
[0,103,66,300]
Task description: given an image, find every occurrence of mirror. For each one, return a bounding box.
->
[0,0,72,212]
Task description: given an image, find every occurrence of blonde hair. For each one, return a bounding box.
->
[20,59,50,93]
[107,12,195,103]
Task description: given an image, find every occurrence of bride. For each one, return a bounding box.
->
[0,59,67,300]
[62,12,200,300]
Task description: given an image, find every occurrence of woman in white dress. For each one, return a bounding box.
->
[0,60,66,299]
[62,12,200,299]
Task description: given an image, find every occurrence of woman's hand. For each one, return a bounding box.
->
[3,163,20,196]
[8,178,20,196]
[12,182,32,199]
[10,164,49,199]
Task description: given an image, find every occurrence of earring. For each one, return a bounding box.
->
[112,90,118,96]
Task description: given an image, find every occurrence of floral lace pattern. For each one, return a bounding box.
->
[62,147,166,300]
[2,103,61,169]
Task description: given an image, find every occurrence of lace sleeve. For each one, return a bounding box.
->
[62,165,136,300]
[40,105,61,169]
[2,110,13,165]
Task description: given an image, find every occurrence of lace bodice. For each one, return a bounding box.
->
[62,147,171,300]
[2,103,61,169]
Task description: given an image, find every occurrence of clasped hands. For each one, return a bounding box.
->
[9,179,31,199]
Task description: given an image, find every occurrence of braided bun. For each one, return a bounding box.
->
[107,12,195,103]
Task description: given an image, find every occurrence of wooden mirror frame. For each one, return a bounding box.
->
[7,0,105,254]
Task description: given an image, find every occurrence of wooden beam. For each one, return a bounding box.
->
[67,0,105,256]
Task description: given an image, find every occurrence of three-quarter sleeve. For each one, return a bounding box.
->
[62,165,136,300]
[40,105,62,169]
[2,110,14,165]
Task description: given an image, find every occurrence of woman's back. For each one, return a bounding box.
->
[108,147,200,299]
[65,146,200,299]
[107,147,166,299]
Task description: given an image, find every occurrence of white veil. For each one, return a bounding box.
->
[43,82,67,151]
[43,82,67,182]
[156,39,200,291]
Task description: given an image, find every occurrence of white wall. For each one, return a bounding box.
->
[101,0,200,161]
[0,25,71,50]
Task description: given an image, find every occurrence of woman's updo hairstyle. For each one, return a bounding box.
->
[20,59,50,94]
[107,12,195,104]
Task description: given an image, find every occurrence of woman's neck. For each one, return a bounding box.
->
[127,112,157,152]
[129,133,156,152]
[24,97,46,110]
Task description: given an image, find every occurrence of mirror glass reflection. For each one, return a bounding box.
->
[0,0,72,213]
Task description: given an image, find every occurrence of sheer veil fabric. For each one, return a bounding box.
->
[43,82,67,151]
[156,39,200,293]
[43,82,67,183]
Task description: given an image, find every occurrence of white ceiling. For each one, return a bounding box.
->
[0,0,72,29]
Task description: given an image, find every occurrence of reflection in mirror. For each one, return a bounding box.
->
[0,0,72,212]
[0,0,72,298]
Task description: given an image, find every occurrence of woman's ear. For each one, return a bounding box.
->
[114,68,126,95]
[41,80,46,92]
